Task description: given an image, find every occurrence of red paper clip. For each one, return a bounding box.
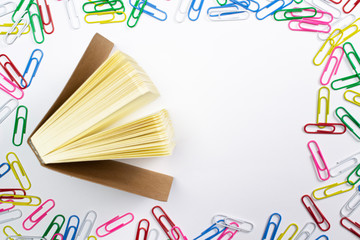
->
[36,0,54,34]
[301,195,330,231]
[0,188,26,199]
[0,54,27,89]
[96,212,134,237]
[23,199,55,230]
[152,206,178,239]
[341,217,360,237]
[304,123,346,134]
[343,0,360,13]
[136,219,150,240]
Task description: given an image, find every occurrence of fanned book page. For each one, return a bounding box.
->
[30,50,174,164]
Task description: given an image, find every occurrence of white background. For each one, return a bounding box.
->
[1,0,360,239]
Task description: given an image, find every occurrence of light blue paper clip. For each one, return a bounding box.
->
[262,213,281,240]
[130,0,167,21]
[188,0,205,21]
[22,49,43,88]
[194,220,227,240]
[315,235,329,240]
[63,215,80,240]
[256,0,285,20]
[230,0,260,12]
[0,163,11,178]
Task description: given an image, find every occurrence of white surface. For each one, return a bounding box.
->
[1,0,360,239]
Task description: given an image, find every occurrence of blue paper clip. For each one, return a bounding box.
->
[256,0,286,20]
[130,0,167,21]
[194,220,226,240]
[262,213,281,240]
[63,215,80,240]
[0,163,10,178]
[12,105,28,147]
[315,235,329,240]
[230,0,260,12]
[188,0,205,21]
[22,49,43,88]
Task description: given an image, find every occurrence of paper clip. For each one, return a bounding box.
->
[333,18,360,47]
[175,0,191,22]
[207,4,250,21]
[294,222,316,240]
[6,236,45,240]
[188,0,205,21]
[52,234,64,240]
[301,195,330,231]
[136,219,149,240]
[127,0,147,28]
[6,152,31,190]
[152,206,176,239]
[0,99,18,125]
[277,223,298,240]
[347,163,360,185]
[212,214,254,232]
[0,195,41,207]
[0,189,26,196]
[82,0,125,13]
[0,54,27,89]
[22,49,43,88]
[344,89,360,106]
[315,235,329,240]
[343,0,360,13]
[340,185,360,217]
[133,1,167,21]
[64,0,80,29]
[307,140,330,181]
[12,0,32,21]
[313,29,343,66]
[42,214,66,239]
[217,222,239,240]
[0,2,17,17]
[28,3,45,44]
[12,106,28,147]
[0,73,24,100]
[194,220,226,240]
[0,23,19,35]
[305,0,341,19]
[0,200,15,212]
[147,229,158,240]
[256,0,285,21]
[76,210,97,240]
[340,217,360,238]
[23,199,55,230]
[4,226,21,240]
[274,7,317,21]
[320,46,344,85]
[335,107,360,140]
[344,42,360,76]
[289,19,331,33]
[171,227,188,240]
[0,163,11,179]
[316,87,330,126]
[312,181,354,200]
[261,213,281,240]
[331,73,360,90]
[318,14,356,41]
[0,210,22,224]
[96,213,133,237]
[36,0,54,34]
[303,123,346,134]
[231,0,260,12]
[84,11,126,24]
[63,215,80,240]
[4,11,29,45]
[87,237,96,240]
[330,152,360,177]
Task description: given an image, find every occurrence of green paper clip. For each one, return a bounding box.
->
[317,87,330,126]
[331,73,360,90]
[127,0,147,28]
[274,7,317,21]
[347,163,360,185]
[335,106,360,140]
[344,42,360,76]
[12,0,34,22]
[28,3,45,44]
[12,106,28,147]
[83,0,125,14]
[42,215,66,239]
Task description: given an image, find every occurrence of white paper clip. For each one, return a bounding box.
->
[340,186,360,217]
[0,99,18,124]
[329,152,360,178]
[175,0,191,23]
[207,4,250,21]
[64,0,80,29]
[76,210,97,240]
[318,14,356,41]
[294,222,316,240]
[6,236,45,240]
[147,229,159,240]
[0,1,17,17]
[0,209,22,224]
[4,10,29,45]
[305,0,341,19]
[212,214,254,232]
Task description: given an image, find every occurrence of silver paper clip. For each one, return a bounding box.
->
[175,0,192,23]
[147,229,159,240]
[305,0,341,19]
[64,0,80,29]
[294,222,316,240]
[212,214,254,232]
[0,99,18,124]
[0,1,17,18]
[6,236,45,240]
[318,14,356,41]
[4,10,29,45]
[0,209,22,224]
[329,152,360,177]
[76,210,97,240]
[207,4,250,21]
[340,185,360,217]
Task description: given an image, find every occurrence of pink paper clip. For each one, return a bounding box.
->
[96,212,134,237]
[51,233,64,240]
[0,73,24,100]
[289,19,331,33]
[0,54,27,89]
[343,0,360,13]
[320,46,344,85]
[307,140,330,181]
[217,222,240,240]
[171,226,188,240]
[301,195,330,231]
[152,206,177,239]
[23,199,55,230]
[0,199,15,212]
[136,219,150,240]
[341,217,360,237]
[36,0,54,34]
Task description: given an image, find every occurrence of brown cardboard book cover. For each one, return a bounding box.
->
[27,33,173,202]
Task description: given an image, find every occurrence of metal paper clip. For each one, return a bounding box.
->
[217,222,239,240]
[307,140,330,181]
[0,99,18,124]
[335,107,360,140]
[84,11,126,24]
[136,219,149,240]
[12,0,32,21]
[344,89,360,106]
[52,234,63,240]
[36,0,54,34]
[256,0,285,21]
[294,222,316,240]
[313,29,343,66]
[316,87,330,126]
[175,0,191,22]
[194,220,226,240]
[344,42,360,76]
[0,200,15,213]
[188,0,204,21]
[0,210,22,224]
[4,12,29,45]
[347,163,360,185]
[6,236,45,240]
[0,195,41,206]
[127,0,147,28]
[147,229,158,240]
[0,163,11,179]
[64,0,80,29]
[63,215,80,240]
[277,223,298,240]
[261,213,281,240]
[318,14,356,41]
[28,3,45,44]
[212,214,254,232]
[4,226,21,240]
[207,4,249,21]
[304,123,346,134]
[96,213,133,237]
[329,152,360,177]
[134,1,167,21]
[315,235,329,240]
[76,210,97,240]
[42,214,66,239]
[83,0,125,13]
[12,106,28,147]
[22,49,43,88]
[6,152,31,191]
[0,73,24,99]
[171,227,188,240]
[312,181,354,200]
[301,195,330,231]
[274,7,317,21]
[152,206,176,239]
[343,0,360,13]
[305,0,341,18]
[320,46,344,85]
[23,199,55,230]
[0,54,27,89]
[331,73,360,90]
[340,185,360,217]
[0,2,17,17]
[340,217,360,238]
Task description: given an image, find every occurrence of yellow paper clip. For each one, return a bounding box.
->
[0,23,31,35]
[344,90,360,106]
[313,29,343,66]
[336,17,360,46]
[84,11,126,24]
[317,87,330,125]
[277,223,298,240]
[87,236,97,240]
[3,226,21,240]
[6,152,31,191]
[0,194,41,206]
[312,181,355,200]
